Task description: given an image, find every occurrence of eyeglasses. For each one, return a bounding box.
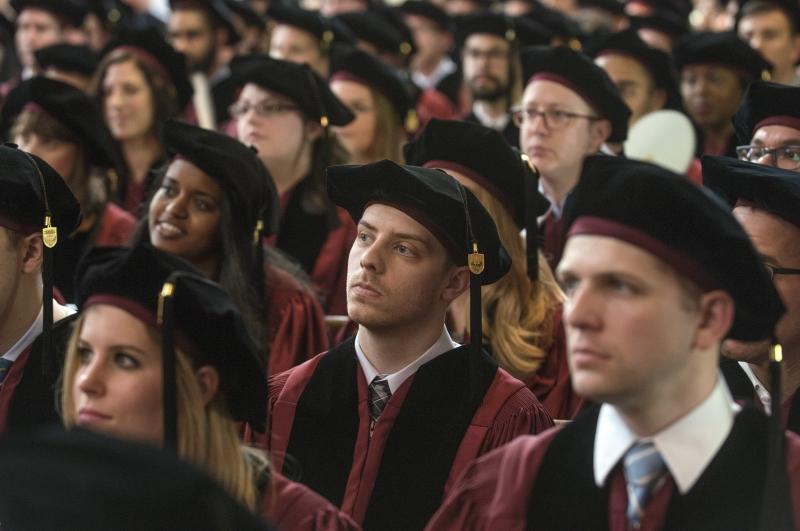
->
[736,145,800,170]
[229,101,298,119]
[764,263,800,280]
[511,107,599,129]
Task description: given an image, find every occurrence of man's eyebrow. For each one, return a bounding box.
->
[358,220,431,247]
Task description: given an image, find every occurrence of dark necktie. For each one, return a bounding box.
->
[368,376,391,423]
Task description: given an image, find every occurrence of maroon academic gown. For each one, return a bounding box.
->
[0,313,78,433]
[427,406,800,531]
[268,184,356,315]
[258,337,553,530]
[264,264,329,376]
[523,308,587,420]
[262,472,362,531]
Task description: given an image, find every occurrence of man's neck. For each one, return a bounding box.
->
[0,282,42,355]
[473,98,508,120]
[614,357,718,437]
[540,167,581,208]
[751,353,800,404]
[122,134,163,185]
[357,319,447,374]
[772,64,797,86]
[702,122,734,154]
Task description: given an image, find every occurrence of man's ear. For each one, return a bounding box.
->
[692,290,735,351]
[441,265,471,304]
[305,120,324,141]
[20,233,44,274]
[589,119,612,152]
[194,365,220,407]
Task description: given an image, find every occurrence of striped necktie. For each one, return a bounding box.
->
[0,358,13,385]
[368,376,391,423]
[623,440,669,529]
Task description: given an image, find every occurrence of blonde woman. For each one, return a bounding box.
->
[405,118,586,419]
[61,244,360,530]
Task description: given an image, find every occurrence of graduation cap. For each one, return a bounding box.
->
[371,6,418,56]
[454,12,553,47]
[0,427,273,531]
[0,144,82,373]
[672,31,773,81]
[335,11,416,57]
[520,45,631,143]
[267,2,356,51]
[398,0,452,32]
[330,46,417,133]
[588,28,682,110]
[629,10,689,38]
[1,76,123,174]
[101,27,194,112]
[11,0,86,27]
[563,154,784,341]
[224,0,265,29]
[701,154,798,530]
[34,43,99,77]
[327,160,511,356]
[404,118,549,279]
[524,3,584,50]
[75,244,268,447]
[162,119,279,239]
[733,81,800,144]
[169,0,242,44]
[230,54,354,127]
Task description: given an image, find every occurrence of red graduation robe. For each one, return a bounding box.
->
[262,472,362,531]
[427,406,800,531]
[257,337,553,530]
[264,264,329,376]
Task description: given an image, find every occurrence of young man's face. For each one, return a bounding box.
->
[748,124,800,172]
[15,8,62,69]
[462,34,511,103]
[404,14,451,66]
[557,235,704,408]
[519,79,608,181]
[738,9,800,82]
[168,9,217,74]
[269,25,327,76]
[594,53,665,126]
[724,207,800,363]
[346,203,465,330]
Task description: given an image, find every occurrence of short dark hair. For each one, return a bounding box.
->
[741,0,798,34]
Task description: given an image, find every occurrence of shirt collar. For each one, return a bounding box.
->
[411,56,457,90]
[2,302,77,363]
[472,105,510,131]
[594,375,739,494]
[355,326,460,393]
[537,181,566,219]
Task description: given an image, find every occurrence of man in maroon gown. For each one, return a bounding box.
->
[428,155,800,531]
[260,160,553,531]
[0,144,82,432]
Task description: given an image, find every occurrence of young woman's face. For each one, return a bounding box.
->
[148,159,223,271]
[72,304,164,445]
[330,79,377,162]
[234,83,309,171]
[102,59,156,141]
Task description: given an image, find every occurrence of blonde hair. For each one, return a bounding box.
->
[365,88,405,164]
[60,314,269,511]
[464,185,565,377]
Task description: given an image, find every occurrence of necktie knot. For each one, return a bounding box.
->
[623,441,668,529]
[368,377,391,422]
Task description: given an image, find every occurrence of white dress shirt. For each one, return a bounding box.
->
[2,301,75,363]
[594,376,739,494]
[355,326,460,393]
[472,104,510,132]
[411,57,457,91]
[739,361,772,414]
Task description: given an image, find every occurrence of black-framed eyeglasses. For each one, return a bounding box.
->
[764,263,800,280]
[511,107,599,129]
[228,101,298,119]
[735,145,800,170]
